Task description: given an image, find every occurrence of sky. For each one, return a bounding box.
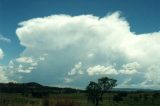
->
[0,0,160,89]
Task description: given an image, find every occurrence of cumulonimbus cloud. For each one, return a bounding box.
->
[11,12,160,88]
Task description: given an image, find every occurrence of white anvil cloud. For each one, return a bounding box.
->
[11,12,160,88]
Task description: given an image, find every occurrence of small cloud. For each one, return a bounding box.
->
[18,69,32,73]
[17,64,32,73]
[0,34,11,43]
[87,65,118,76]
[16,57,33,63]
[8,60,14,69]
[68,62,83,76]
[87,49,96,58]
[64,77,73,83]
[87,53,94,58]
[0,48,4,60]
[7,55,45,74]
[122,78,132,85]
[38,56,45,61]
[31,62,38,66]
[119,62,140,75]
[144,64,160,84]
[0,66,10,82]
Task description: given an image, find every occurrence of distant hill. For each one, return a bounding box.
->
[0,82,83,97]
[112,88,159,92]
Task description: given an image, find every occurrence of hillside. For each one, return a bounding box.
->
[0,82,83,97]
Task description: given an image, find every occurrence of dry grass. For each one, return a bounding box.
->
[42,98,81,106]
[54,99,81,106]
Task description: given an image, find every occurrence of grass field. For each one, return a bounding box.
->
[1,92,160,106]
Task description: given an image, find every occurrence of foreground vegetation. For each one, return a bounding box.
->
[1,92,160,106]
[1,79,160,106]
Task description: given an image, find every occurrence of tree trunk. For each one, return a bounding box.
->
[100,92,104,101]
[95,99,99,106]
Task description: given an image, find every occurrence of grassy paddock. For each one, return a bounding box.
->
[0,92,160,106]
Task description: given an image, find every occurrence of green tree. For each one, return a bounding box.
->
[86,81,101,106]
[98,77,117,101]
[86,77,117,106]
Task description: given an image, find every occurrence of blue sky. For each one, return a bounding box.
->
[0,0,160,89]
